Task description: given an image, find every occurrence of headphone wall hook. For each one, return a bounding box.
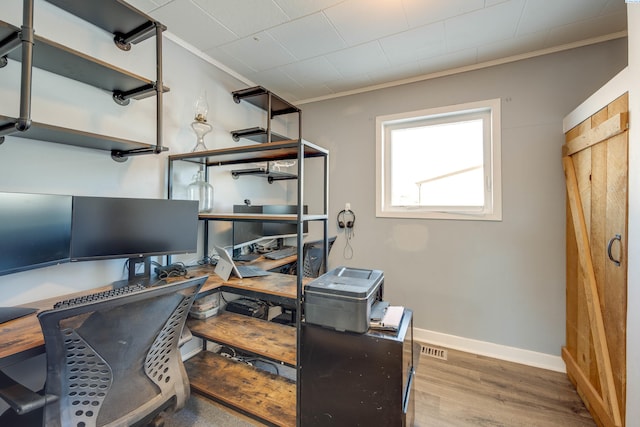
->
[337,208,355,229]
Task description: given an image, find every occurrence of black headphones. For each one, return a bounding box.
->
[337,209,356,229]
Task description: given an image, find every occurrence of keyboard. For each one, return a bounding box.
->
[236,265,270,278]
[263,246,297,260]
[53,283,147,309]
[234,253,260,262]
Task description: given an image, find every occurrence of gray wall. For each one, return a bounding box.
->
[302,39,627,355]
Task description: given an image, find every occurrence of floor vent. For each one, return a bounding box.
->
[420,345,448,360]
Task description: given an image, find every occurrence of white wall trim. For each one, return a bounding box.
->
[414,327,566,373]
[163,31,256,89]
[298,31,627,105]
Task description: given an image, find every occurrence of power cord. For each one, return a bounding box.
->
[343,226,354,259]
[152,261,188,279]
[199,255,215,266]
[217,346,280,375]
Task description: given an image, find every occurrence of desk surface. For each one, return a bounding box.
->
[0,257,300,365]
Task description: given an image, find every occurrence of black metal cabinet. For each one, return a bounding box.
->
[300,309,416,426]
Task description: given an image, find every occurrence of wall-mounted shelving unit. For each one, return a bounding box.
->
[0,0,168,161]
[226,87,304,183]
[229,86,301,146]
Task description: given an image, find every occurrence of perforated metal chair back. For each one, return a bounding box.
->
[302,236,336,278]
[36,276,206,427]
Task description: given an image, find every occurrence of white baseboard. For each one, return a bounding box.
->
[181,326,566,373]
[414,327,566,373]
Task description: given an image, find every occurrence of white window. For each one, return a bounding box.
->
[376,99,501,221]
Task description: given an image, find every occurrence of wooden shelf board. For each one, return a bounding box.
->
[197,213,327,223]
[0,23,156,95]
[231,126,289,143]
[168,139,327,167]
[0,20,16,42]
[2,18,169,97]
[44,0,163,43]
[188,311,296,366]
[185,351,296,427]
[0,114,163,153]
[231,86,300,116]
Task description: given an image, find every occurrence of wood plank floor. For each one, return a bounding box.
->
[414,346,595,426]
[173,346,595,426]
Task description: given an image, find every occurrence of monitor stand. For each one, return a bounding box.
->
[112,257,163,288]
[129,257,151,282]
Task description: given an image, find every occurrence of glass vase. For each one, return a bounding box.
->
[187,169,214,213]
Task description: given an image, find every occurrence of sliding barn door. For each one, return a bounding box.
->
[562,93,627,427]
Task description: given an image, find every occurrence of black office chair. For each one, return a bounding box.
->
[0,275,207,427]
[301,236,336,278]
[274,237,336,326]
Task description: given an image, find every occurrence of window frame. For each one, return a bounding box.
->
[375,98,502,221]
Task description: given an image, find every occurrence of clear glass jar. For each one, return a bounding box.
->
[187,169,213,213]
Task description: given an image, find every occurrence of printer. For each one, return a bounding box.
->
[304,266,383,333]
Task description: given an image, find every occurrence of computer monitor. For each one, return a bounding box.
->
[262,204,308,237]
[232,205,264,250]
[232,204,308,249]
[0,192,72,276]
[70,196,199,281]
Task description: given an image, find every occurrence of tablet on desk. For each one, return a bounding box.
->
[0,306,37,324]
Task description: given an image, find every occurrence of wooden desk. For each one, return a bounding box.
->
[0,261,300,366]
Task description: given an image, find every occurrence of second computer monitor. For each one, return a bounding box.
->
[232,204,308,249]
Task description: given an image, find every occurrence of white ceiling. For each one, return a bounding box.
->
[125,0,627,103]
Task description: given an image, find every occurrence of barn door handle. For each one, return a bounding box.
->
[607,234,622,267]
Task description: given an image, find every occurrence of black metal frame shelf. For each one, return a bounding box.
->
[0,20,168,102]
[168,87,328,427]
[230,86,301,145]
[231,165,296,183]
[230,126,288,144]
[167,138,329,272]
[231,86,300,117]
[0,114,167,160]
[44,0,165,50]
[0,0,168,161]
[167,139,328,167]
[197,213,328,222]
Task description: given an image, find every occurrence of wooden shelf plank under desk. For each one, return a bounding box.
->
[185,351,296,427]
[188,311,296,366]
